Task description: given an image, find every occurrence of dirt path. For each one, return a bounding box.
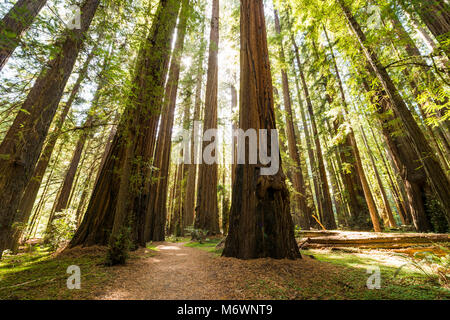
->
[97,242,231,299]
[92,242,449,300]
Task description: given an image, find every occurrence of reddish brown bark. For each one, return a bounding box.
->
[0,0,100,255]
[339,0,450,227]
[70,0,180,248]
[194,0,220,234]
[0,0,47,70]
[223,0,300,259]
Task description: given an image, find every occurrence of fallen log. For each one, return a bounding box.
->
[298,231,450,249]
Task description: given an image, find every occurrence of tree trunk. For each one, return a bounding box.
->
[0,0,100,256]
[294,40,336,230]
[407,0,450,58]
[184,23,206,228]
[7,48,96,251]
[194,0,220,235]
[361,76,433,232]
[323,27,381,232]
[69,0,179,248]
[0,0,47,71]
[223,0,300,259]
[142,0,190,243]
[273,10,310,230]
[339,0,450,227]
[360,126,397,228]
[53,44,114,216]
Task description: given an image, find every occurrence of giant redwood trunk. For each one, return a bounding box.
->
[144,0,190,243]
[8,49,96,251]
[70,0,180,248]
[0,0,100,255]
[194,0,220,235]
[273,10,310,230]
[339,0,450,227]
[222,0,300,259]
[0,0,47,71]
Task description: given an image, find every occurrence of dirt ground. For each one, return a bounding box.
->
[91,242,449,300]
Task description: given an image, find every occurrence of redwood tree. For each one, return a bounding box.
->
[0,0,100,256]
[0,0,47,70]
[194,0,220,235]
[223,0,300,259]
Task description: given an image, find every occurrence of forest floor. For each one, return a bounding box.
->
[0,237,449,300]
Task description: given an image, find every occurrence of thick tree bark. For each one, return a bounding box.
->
[273,10,310,230]
[339,0,450,227]
[7,49,96,251]
[0,0,47,71]
[70,0,179,248]
[194,0,220,235]
[223,0,300,259]
[0,0,100,256]
[143,0,190,243]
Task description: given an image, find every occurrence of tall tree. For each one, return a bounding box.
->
[273,9,310,230]
[223,0,300,259]
[144,0,191,242]
[70,0,180,248]
[184,21,206,228]
[194,0,220,234]
[293,39,336,230]
[8,48,96,251]
[0,0,100,256]
[0,0,47,70]
[338,0,450,227]
[321,26,381,232]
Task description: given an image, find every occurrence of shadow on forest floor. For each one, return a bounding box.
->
[0,240,448,300]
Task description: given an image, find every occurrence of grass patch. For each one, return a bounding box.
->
[298,249,450,300]
[0,246,112,300]
[184,238,223,256]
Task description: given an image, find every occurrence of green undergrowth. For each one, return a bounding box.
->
[184,238,223,256]
[0,246,112,299]
[0,243,161,300]
[297,249,450,300]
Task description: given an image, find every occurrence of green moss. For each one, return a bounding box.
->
[0,247,112,300]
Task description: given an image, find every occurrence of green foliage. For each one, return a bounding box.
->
[46,212,77,251]
[105,227,131,266]
[425,196,449,233]
[294,225,302,238]
[394,246,450,289]
[189,228,208,244]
